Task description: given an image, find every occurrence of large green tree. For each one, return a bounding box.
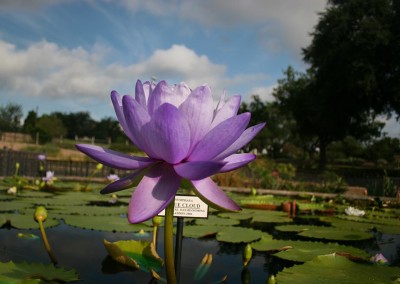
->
[275,0,400,168]
[0,103,23,132]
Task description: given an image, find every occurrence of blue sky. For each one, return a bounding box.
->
[0,0,398,136]
[0,0,326,117]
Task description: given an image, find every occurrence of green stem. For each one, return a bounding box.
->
[164,201,176,284]
[38,220,58,265]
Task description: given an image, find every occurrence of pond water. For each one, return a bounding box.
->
[0,222,275,283]
[1,188,400,283]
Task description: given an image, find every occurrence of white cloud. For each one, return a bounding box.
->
[247,85,276,102]
[0,40,268,103]
[116,0,327,56]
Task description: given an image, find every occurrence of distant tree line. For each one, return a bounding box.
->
[0,103,124,144]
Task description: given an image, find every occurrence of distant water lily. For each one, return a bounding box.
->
[107,174,120,182]
[76,80,265,223]
[7,186,17,195]
[42,171,56,185]
[345,206,365,217]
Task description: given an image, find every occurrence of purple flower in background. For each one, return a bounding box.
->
[76,80,265,223]
[37,154,46,161]
[42,171,56,185]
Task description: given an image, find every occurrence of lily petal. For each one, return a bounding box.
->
[128,164,181,223]
[111,91,135,144]
[75,144,155,170]
[147,81,190,114]
[142,103,190,164]
[101,169,147,194]
[214,122,266,160]
[173,161,225,180]
[179,85,214,150]
[122,95,154,155]
[135,80,147,109]
[210,95,241,129]
[188,113,251,161]
[191,177,240,211]
[218,153,256,173]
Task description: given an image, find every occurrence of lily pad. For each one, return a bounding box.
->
[275,224,373,241]
[183,225,220,238]
[216,227,265,243]
[0,213,59,229]
[195,215,240,226]
[58,214,151,232]
[0,201,31,212]
[0,261,79,283]
[104,239,163,272]
[49,204,127,216]
[251,235,370,262]
[276,253,400,283]
[218,208,292,224]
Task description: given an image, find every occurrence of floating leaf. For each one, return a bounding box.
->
[195,215,240,226]
[50,204,127,216]
[0,261,79,283]
[251,235,369,262]
[275,224,373,241]
[0,213,59,229]
[216,227,264,243]
[183,225,220,238]
[0,201,30,212]
[104,239,163,272]
[58,214,150,232]
[276,253,400,283]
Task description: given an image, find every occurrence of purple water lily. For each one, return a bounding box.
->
[76,80,265,223]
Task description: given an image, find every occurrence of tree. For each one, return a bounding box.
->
[273,66,383,168]
[53,111,96,139]
[92,117,124,142]
[36,114,67,144]
[304,0,400,118]
[0,103,23,132]
[23,110,38,137]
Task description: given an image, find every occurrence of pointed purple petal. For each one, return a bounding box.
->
[214,122,266,160]
[122,95,154,155]
[75,144,155,170]
[111,91,136,144]
[191,177,240,211]
[210,95,241,129]
[142,103,190,164]
[179,85,214,149]
[214,90,226,117]
[135,80,147,109]
[188,113,251,161]
[147,81,190,114]
[218,153,256,173]
[173,161,225,180]
[101,169,146,194]
[128,164,181,223]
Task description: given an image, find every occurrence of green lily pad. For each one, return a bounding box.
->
[0,261,79,283]
[251,235,369,262]
[321,216,400,234]
[0,213,59,229]
[58,214,151,232]
[104,239,163,272]
[276,253,400,283]
[183,225,220,238]
[49,204,127,216]
[275,224,373,241]
[218,208,292,224]
[216,227,264,243]
[0,201,31,212]
[195,215,240,226]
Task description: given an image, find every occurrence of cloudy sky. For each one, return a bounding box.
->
[0,0,329,122]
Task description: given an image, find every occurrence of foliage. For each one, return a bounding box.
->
[0,261,79,283]
[0,103,23,132]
